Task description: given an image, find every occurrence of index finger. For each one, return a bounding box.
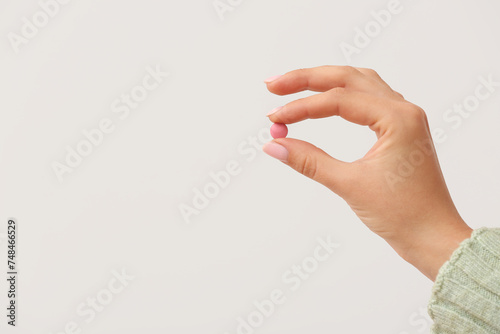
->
[268,88,394,133]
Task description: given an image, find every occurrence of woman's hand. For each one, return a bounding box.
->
[263,66,472,281]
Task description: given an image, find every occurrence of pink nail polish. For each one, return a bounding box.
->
[267,106,283,116]
[263,142,289,162]
[264,75,282,83]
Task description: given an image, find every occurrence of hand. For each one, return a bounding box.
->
[263,66,472,281]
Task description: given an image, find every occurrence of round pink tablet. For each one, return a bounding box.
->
[270,123,288,139]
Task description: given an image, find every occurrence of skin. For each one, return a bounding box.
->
[263,65,472,281]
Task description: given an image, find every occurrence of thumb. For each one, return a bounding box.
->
[262,138,351,195]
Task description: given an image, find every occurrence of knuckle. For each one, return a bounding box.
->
[293,68,308,79]
[297,154,318,180]
[302,100,313,120]
[339,65,357,77]
[329,86,346,96]
[407,105,427,121]
[286,97,308,119]
[328,87,347,105]
[293,68,310,89]
[295,68,307,75]
[326,87,346,115]
[397,103,428,130]
[364,68,378,76]
[393,90,404,99]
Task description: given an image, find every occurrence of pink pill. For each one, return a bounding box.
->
[270,123,288,139]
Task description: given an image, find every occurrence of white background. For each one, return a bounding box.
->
[1,0,500,333]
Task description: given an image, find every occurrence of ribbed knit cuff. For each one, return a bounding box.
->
[428,227,500,333]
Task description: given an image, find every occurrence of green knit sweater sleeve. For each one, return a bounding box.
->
[428,227,500,333]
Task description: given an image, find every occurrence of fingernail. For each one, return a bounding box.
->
[264,75,282,83]
[263,142,289,162]
[266,106,283,117]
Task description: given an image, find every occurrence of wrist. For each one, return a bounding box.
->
[391,218,473,281]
